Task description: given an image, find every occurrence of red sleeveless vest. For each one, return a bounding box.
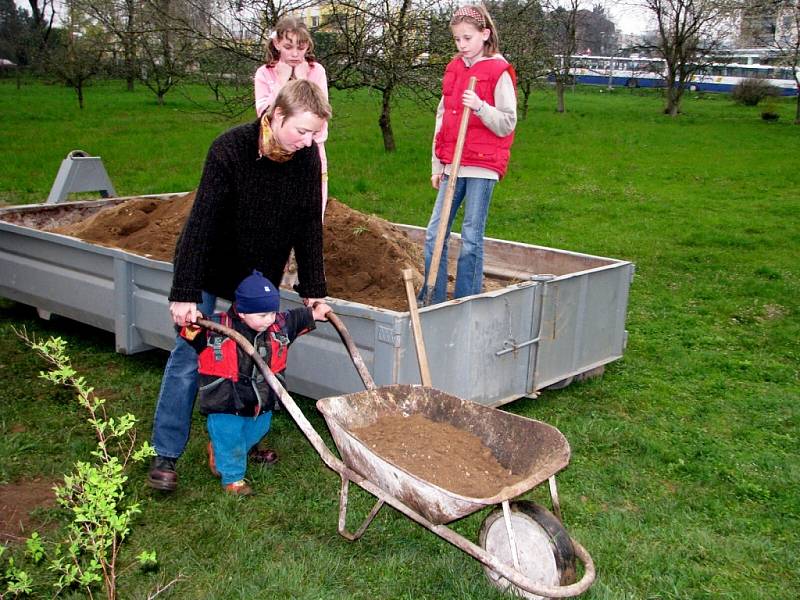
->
[435,57,516,178]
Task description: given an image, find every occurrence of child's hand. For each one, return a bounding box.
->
[310,301,332,321]
[431,173,443,189]
[462,89,483,112]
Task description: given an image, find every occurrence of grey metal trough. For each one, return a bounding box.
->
[0,195,634,407]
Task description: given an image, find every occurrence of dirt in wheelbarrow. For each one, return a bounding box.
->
[352,413,520,498]
[41,192,505,311]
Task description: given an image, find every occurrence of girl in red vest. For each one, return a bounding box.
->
[420,4,517,304]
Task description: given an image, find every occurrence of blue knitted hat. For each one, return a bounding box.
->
[235,270,280,314]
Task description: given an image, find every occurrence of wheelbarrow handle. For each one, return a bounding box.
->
[327,312,376,391]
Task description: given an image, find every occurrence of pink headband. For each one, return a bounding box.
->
[453,6,486,29]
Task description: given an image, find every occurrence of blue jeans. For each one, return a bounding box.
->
[207,412,272,485]
[419,175,497,304]
[151,291,217,460]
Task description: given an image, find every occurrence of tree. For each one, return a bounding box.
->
[639,0,737,116]
[46,0,108,109]
[758,0,800,123]
[492,0,550,120]
[575,4,617,55]
[25,0,56,56]
[0,0,32,66]
[146,0,320,114]
[77,0,142,91]
[325,0,441,151]
[543,0,581,113]
[137,0,198,105]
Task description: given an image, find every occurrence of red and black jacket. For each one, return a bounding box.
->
[181,306,315,417]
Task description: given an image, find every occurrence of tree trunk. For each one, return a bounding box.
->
[665,84,680,117]
[795,92,799,124]
[77,82,84,110]
[555,80,566,113]
[520,82,530,121]
[158,91,165,106]
[379,87,396,152]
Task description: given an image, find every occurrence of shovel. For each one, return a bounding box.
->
[422,76,477,307]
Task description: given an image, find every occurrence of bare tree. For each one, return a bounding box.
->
[543,0,581,113]
[77,0,141,91]
[639,0,737,116]
[47,0,108,108]
[151,0,319,114]
[325,0,441,151]
[138,0,198,104]
[758,0,800,122]
[26,0,56,52]
[492,0,550,120]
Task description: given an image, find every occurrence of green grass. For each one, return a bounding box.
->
[1,78,799,599]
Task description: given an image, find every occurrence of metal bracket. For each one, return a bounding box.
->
[46,150,116,204]
[495,336,540,357]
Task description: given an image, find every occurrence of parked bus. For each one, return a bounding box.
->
[562,54,798,96]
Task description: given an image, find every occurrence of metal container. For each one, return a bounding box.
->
[0,196,634,407]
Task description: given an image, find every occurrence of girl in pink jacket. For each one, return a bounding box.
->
[255,17,330,212]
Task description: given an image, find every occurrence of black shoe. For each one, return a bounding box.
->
[147,456,178,492]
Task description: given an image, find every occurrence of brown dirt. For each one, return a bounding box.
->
[351,413,520,498]
[0,478,58,544]
[44,193,504,311]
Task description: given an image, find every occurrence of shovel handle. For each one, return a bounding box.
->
[402,269,432,387]
[424,76,477,306]
[327,312,376,391]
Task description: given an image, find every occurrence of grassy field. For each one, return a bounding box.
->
[1,78,799,599]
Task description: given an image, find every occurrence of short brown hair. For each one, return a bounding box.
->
[266,17,316,67]
[267,79,331,122]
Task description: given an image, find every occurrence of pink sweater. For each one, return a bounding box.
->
[254,62,329,175]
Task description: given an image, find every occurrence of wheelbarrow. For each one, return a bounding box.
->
[197,315,596,599]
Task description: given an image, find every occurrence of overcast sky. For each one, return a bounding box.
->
[14,0,657,35]
[606,2,654,35]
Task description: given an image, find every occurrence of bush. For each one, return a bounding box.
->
[732,78,781,106]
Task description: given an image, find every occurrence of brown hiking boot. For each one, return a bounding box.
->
[147,456,177,492]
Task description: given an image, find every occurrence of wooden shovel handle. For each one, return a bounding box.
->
[424,76,477,305]
[402,269,432,386]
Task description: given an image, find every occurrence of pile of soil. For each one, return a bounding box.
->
[352,413,520,498]
[47,192,503,311]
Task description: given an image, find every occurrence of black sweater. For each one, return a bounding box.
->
[169,120,327,303]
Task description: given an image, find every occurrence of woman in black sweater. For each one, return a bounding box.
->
[148,80,332,492]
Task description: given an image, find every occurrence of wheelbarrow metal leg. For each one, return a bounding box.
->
[501,500,522,571]
[337,475,385,541]
[548,475,563,523]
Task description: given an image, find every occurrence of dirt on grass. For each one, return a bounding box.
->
[0,478,58,544]
[43,192,503,311]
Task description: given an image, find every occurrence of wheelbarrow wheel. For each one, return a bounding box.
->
[478,501,576,600]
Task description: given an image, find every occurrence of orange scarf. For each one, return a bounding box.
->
[258,113,294,162]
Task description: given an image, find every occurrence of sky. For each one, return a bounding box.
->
[13,0,657,36]
[605,2,654,35]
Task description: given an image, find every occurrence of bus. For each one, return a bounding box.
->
[563,54,798,96]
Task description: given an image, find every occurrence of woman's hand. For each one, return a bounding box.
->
[462,89,483,112]
[310,301,332,321]
[170,302,200,326]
